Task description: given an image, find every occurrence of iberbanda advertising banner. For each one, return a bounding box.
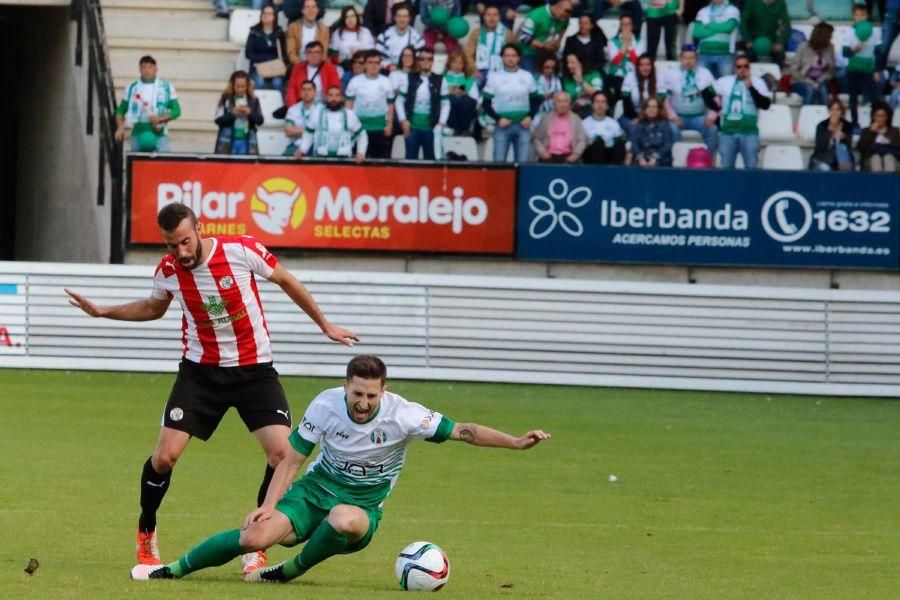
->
[516,165,900,269]
[128,157,516,255]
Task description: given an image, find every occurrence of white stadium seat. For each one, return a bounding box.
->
[654,60,679,76]
[229,9,260,46]
[762,144,804,170]
[482,137,493,162]
[255,90,285,129]
[257,130,290,156]
[391,135,406,159]
[672,141,707,168]
[857,105,872,129]
[894,110,900,128]
[443,136,479,161]
[758,104,794,142]
[597,19,619,41]
[797,105,828,143]
[750,62,782,81]
[432,53,448,75]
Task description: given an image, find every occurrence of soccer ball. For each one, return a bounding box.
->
[395,541,450,591]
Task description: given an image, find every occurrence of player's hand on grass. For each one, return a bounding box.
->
[243,507,273,529]
[515,429,551,450]
[323,323,360,347]
[65,289,104,317]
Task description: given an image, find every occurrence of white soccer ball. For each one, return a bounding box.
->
[395,541,450,591]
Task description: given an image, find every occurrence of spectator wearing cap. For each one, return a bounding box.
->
[693,0,741,78]
[713,54,772,168]
[582,91,627,164]
[660,44,720,152]
[287,0,330,64]
[739,0,790,67]
[115,55,180,152]
[532,91,588,163]
[858,102,900,172]
[286,41,341,106]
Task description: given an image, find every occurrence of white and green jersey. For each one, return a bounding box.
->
[375,25,424,68]
[694,3,740,55]
[582,115,625,148]
[483,68,539,122]
[474,24,509,71]
[116,78,179,136]
[300,106,368,157]
[660,66,715,117]
[345,73,395,131]
[713,75,771,135]
[839,26,878,73]
[288,387,455,507]
[396,75,451,131]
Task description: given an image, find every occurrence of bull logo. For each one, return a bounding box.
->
[250,178,307,235]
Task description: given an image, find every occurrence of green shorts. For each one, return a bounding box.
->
[275,474,382,553]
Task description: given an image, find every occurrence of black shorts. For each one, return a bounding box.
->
[162,359,291,441]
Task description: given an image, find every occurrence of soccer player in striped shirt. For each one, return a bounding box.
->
[65,203,359,574]
[131,355,550,584]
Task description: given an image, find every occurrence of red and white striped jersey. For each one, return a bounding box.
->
[151,236,279,367]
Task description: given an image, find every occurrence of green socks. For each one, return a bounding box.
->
[166,529,243,577]
[281,520,350,580]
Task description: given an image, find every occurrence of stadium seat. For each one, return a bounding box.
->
[255,90,284,129]
[762,144,804,170]
[672,141,707,168]
[797,105,828,143]
[391,135,406,159]
[597,19,619,41]
[322,9,341,28]
[654,60,679,76]
[257,130,290,156]
[894,109,900,128]
[482,137,493,161]
[792,23,814,41]
[750,62,781,80]
[857,105,871,129]
[443,136,479,161]
[229,9,260,46]
[758,104,794,142]
[432,52,448,75]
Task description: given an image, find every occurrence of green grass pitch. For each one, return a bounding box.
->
[0,369,898,599]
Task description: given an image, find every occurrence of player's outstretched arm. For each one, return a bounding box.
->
[266,265,360,347]
[243,447,308,528]
[450,422,551,450]
[65,289,172,321]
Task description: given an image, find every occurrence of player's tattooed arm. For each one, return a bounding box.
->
[450,422,551,450]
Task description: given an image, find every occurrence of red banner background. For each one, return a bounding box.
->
[129,159,516,254]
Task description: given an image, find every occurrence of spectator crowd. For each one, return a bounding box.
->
[118,0,900,172]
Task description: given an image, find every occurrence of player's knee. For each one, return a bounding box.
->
[265,446,290,467]
[151,450,179,472]
[328,505,368,537]
[239,527,269,552]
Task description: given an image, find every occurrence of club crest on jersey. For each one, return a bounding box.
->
[370,428,387,445]
[218,275,234,289]
[169,407,184,422]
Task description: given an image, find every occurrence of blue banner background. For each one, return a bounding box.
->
[516,166,900,269]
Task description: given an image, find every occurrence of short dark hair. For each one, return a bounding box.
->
[305,40,324,51]
[157,203,196,232]
[139,55,156,66]
[501,43,520,57]
[852,4,868,14]
[871,100,893,126]
[346,355,387,384]
[300,79,316,88]
[391,1,411,16]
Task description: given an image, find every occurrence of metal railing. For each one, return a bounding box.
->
[71,0,125,263]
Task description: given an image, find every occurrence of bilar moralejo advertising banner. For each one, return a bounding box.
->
[516,165,900,268]
[129,157,516,255]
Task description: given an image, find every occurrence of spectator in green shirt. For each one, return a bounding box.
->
[739,0,791,67]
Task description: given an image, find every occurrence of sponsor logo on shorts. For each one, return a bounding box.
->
[370,428,387,445]
[169,407,184,422]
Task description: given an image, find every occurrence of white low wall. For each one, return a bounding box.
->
[1,261,898,397]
